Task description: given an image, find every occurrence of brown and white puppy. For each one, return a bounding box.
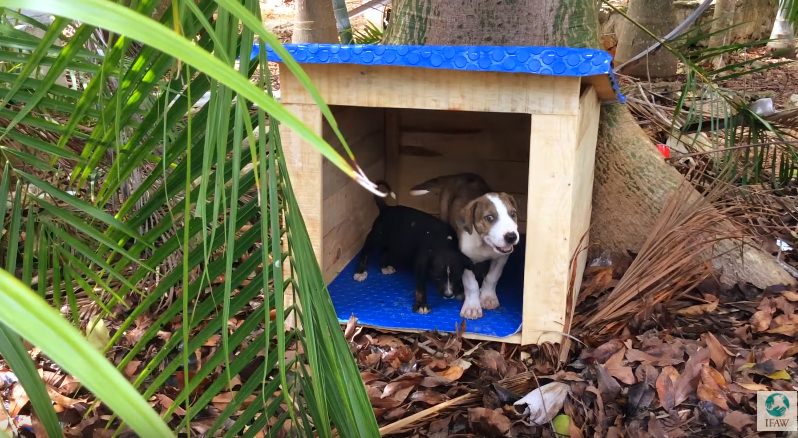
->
[410,173,520,319]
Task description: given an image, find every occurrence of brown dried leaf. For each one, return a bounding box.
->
[705,365,727,389]
[626,347,684,367]
[656,366,679,411]
[751,308,775,332]
[737,382,769,391]
[675,296,718,316]
[767,323,798,337]
[702,332,730,369]
[373,334,404,348]
[428,416,452,438]
[437,364,465,381]
[581,266,614,299]
[762,342,793,361]
[586,339,625,363]
[777,297,796,315]
[382,378,420,399]
[569,417,585,438]
[409,390,449,405]
[625,348,659,364]
[361,351,381,368]
[782,290,798,301]
[124,315,151,345]
[211,392,234,410]
[123,361,141,379]
[380,374,422,407]
[479,349,507,375]
[596,364,621,400]
[672,348,709,408]
[368,386,401,410]
[604,348,636,385]
[39,370,81,394]
[723,411,754,432]
[384,345,415,368]
[468,407,511,436]
[47,387,86,410]
[626,383,655,417]
[549,370,585,382]
[203,334,221,347]
[696,365,729,410]
[383,407,407,421]
[606,426,623,438]
[360,371,382,384]
[420,375,452,388]
[156,394,186,416]
[343,315,358,341]
[647,414,667,438]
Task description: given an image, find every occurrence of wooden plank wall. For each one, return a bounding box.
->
[520,86,600,345]
[388,109,532,232]
[321,106,386,282]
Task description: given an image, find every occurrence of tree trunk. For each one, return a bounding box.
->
[293,0,339,43]
[383,0,795,289]
[331,0,354,44]
[708,0,737,68]
[768,1,797,58]
[613,0,678,78]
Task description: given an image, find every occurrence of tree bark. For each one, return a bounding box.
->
[383,0,795,289]
[708,0,737,68]
[767,1,797,58]
[293,0,339,43]
[331,0,354,44]
[614,0,678,78]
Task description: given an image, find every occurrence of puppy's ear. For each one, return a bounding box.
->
[457,199,478,232]
[499,192,518,211]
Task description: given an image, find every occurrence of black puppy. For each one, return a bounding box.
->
[354,184,473,314]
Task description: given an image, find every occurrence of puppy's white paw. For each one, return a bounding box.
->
[480,289,500,310]
[460,299,483,319]
[381,266,396,275]
[353,271,368,282]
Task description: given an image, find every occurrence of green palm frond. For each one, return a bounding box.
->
[353,21,385,44]
[0,0,379,436]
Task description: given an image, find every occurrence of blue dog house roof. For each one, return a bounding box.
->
[257,43,625,103]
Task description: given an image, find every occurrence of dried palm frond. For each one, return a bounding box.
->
[574,174,744,339]
[378,370,541,436]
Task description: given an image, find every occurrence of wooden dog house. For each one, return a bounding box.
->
[266,44,623,345]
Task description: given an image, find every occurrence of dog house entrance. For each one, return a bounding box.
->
[322,105,531,339]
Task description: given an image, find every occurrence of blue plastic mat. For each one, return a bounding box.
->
[327,237,526,338]
[255,43,625,103]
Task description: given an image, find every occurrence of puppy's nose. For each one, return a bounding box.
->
[504,232,518,244]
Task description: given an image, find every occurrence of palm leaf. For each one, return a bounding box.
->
[0,1,379,435]
[0,325,62,437]
[0,269,172,436]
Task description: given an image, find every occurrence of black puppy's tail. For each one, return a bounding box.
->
[374,180,396,211]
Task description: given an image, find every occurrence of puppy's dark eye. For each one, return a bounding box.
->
[485,214,495,223]
[510,211,517,218]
